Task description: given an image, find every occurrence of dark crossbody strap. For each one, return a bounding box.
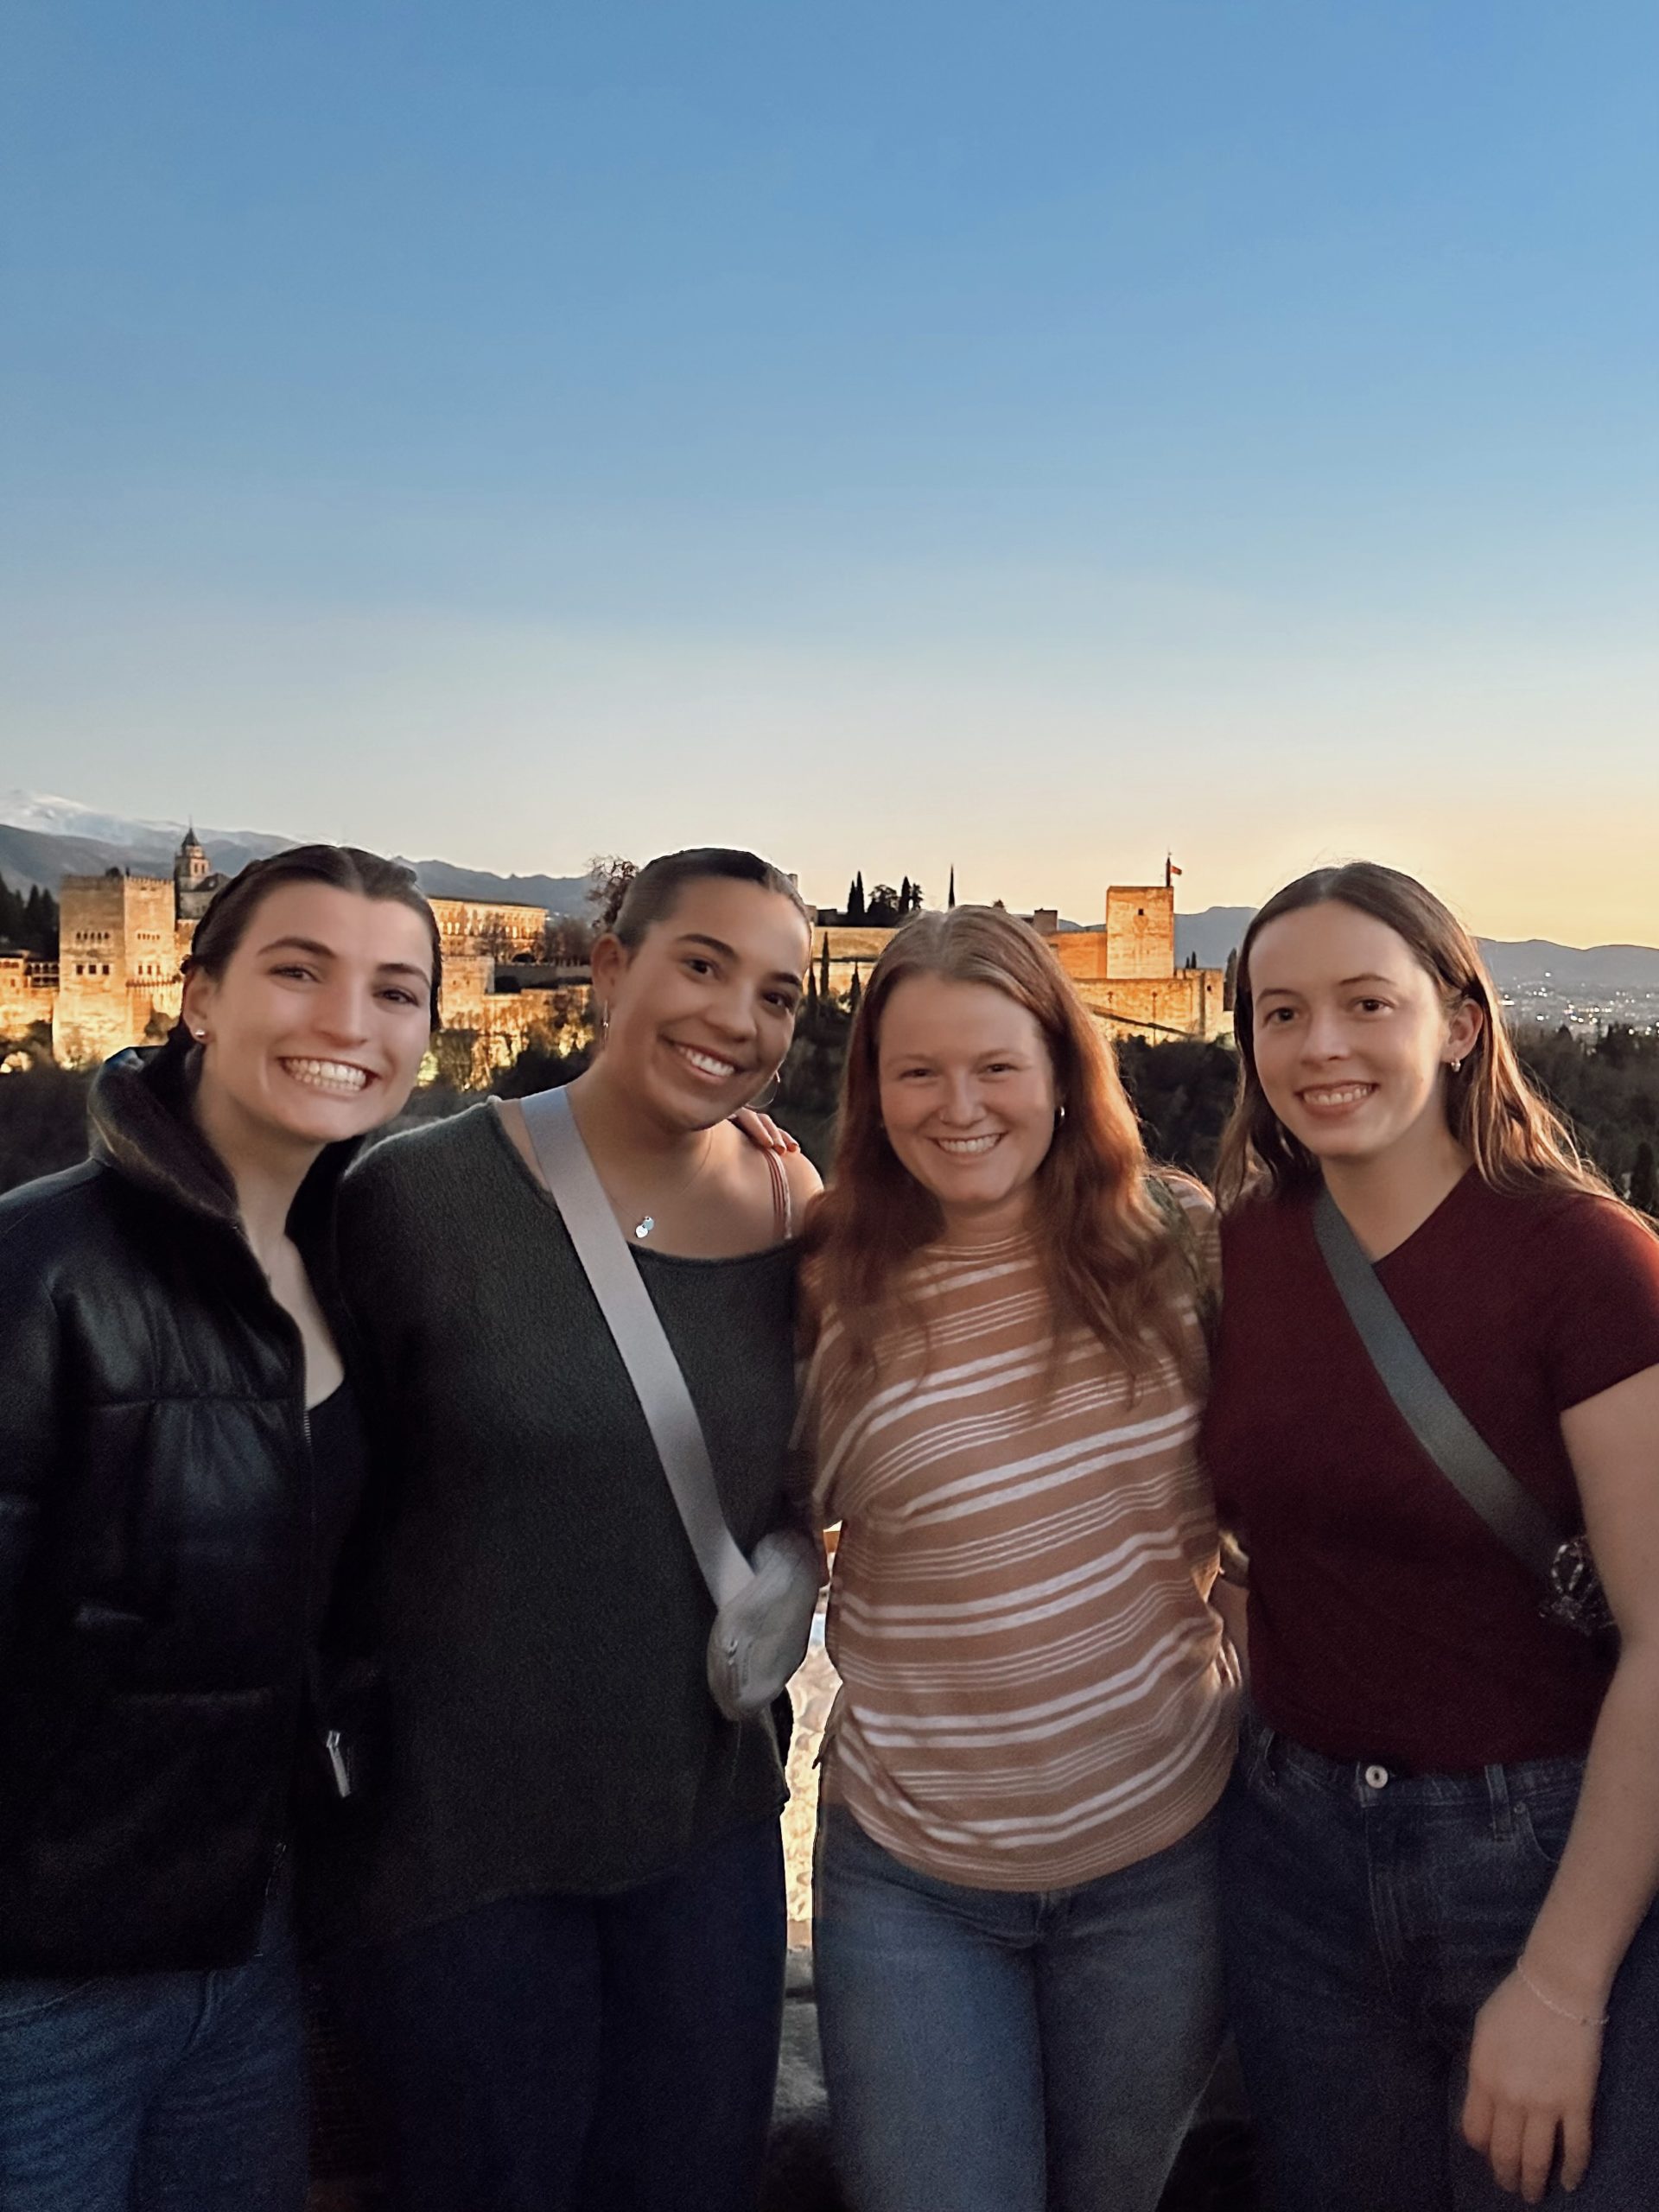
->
[1311,1185,1564,1586]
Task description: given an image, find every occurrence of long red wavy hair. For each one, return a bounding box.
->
[804,905,1192,1381]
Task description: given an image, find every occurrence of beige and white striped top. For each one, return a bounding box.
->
[807,1182,1238,1891]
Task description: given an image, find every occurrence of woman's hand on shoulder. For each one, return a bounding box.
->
[733,1109,823,1211]
[734,1107,797,1154]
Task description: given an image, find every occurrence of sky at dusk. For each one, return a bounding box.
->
[4,1,1656,942]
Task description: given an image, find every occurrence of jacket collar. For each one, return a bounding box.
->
[89,1046,360,1245]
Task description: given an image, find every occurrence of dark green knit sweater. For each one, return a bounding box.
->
[332,1103,797,1938]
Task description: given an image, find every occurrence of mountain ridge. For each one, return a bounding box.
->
[3,800,1656,989]
[0,798,589,918]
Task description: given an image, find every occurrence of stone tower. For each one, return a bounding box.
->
[175,826,215,922]
[54,869,181,1066]
[1103,887,1176,980]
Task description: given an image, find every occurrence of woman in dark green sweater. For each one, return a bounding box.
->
[334,849,820,2212]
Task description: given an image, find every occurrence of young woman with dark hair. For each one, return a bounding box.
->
[801,905,1236,2212]
[331,848,822,2212]
[1206,861,1659,2211]
[0,846,437,2211]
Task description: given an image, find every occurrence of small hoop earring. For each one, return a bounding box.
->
[1055,1103,1067,1124]
[597,1003,610,1042]
[193,1029,207,1042]
[748,1069,783,1113]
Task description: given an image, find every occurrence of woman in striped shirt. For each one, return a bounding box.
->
[801,905,1238,2212]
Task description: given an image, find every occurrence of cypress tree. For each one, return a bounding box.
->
[848,963,863,1014]
[899,876,912,913]
[849,874,866,923]
[1223,948,1238,1012]
[819,938,831,998]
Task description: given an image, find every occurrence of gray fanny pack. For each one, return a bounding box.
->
[518,1086,822,1717]
[1312,1186,1611,1638]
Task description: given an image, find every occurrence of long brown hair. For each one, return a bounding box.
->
[1215,861,1607,1207]
[805,905,1192,1380]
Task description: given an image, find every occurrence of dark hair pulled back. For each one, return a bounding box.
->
[168,844,442,1052]
[607,849,811,948]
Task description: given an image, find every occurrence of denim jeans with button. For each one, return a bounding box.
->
[1222,1708,1659,2212]
[812,1800,1224,2212]
[0,1884,306,2212]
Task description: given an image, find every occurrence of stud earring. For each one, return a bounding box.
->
[1055,1103,1067,1124]
[193,1029,207,1042]
[1449,1058,1462,1074]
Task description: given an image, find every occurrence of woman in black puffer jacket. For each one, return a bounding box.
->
[0,844,437,2212]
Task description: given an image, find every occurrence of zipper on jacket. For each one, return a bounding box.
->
[323,1728,353,1799]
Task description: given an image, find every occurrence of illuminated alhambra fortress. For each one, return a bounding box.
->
[0,830,584,1082]
[0,831,1228,1075]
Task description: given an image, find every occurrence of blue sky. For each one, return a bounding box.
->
[4,0,1656,938]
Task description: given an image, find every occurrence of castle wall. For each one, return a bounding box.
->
[429,976,593,1086]
[54,874,181,1067]
[1071,969,1226,1043]
[429,898,547,961]
[0,957,57,1052]
[810,925,895,1001]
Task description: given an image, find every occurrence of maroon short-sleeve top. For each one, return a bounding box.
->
[1204,1173,1659,1770]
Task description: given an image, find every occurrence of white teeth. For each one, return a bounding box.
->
[674,1045,737,1078]
[1302,1085,1371,1106]
[937,1135,1000,1154]
[282,1058,370,1093]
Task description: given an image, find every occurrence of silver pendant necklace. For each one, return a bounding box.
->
[630,1132,715,1242]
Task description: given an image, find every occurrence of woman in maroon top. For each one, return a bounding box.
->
[1205,861,1659,2212]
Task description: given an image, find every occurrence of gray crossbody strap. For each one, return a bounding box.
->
[1312,1186,1562,1583]
[518,1088,754,1610]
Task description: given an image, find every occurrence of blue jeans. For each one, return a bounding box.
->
[344,1815,787,2212]
[812,1802,1224,2212]
[0,1887,306,2212]
[1222,1711,1659,2212]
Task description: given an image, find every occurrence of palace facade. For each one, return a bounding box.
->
[811,883,1229,1043]
[0,832,589,1084]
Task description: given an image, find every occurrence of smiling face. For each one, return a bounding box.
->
[1248,899,1482,1178]
[589,874,809,1132]
[182,880,435,1151]
[875,972,1058,1242]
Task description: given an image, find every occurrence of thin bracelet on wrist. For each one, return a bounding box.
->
[1516,1960,1609,2029]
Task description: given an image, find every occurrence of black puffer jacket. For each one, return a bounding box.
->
[0,1046,361,1974]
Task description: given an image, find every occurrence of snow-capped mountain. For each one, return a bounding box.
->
[0,791,295,859]
[0,791,589,915]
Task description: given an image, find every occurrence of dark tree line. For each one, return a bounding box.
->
[5,1021,1658,1212]
[839,874,924,926]
[0,874,60,957]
